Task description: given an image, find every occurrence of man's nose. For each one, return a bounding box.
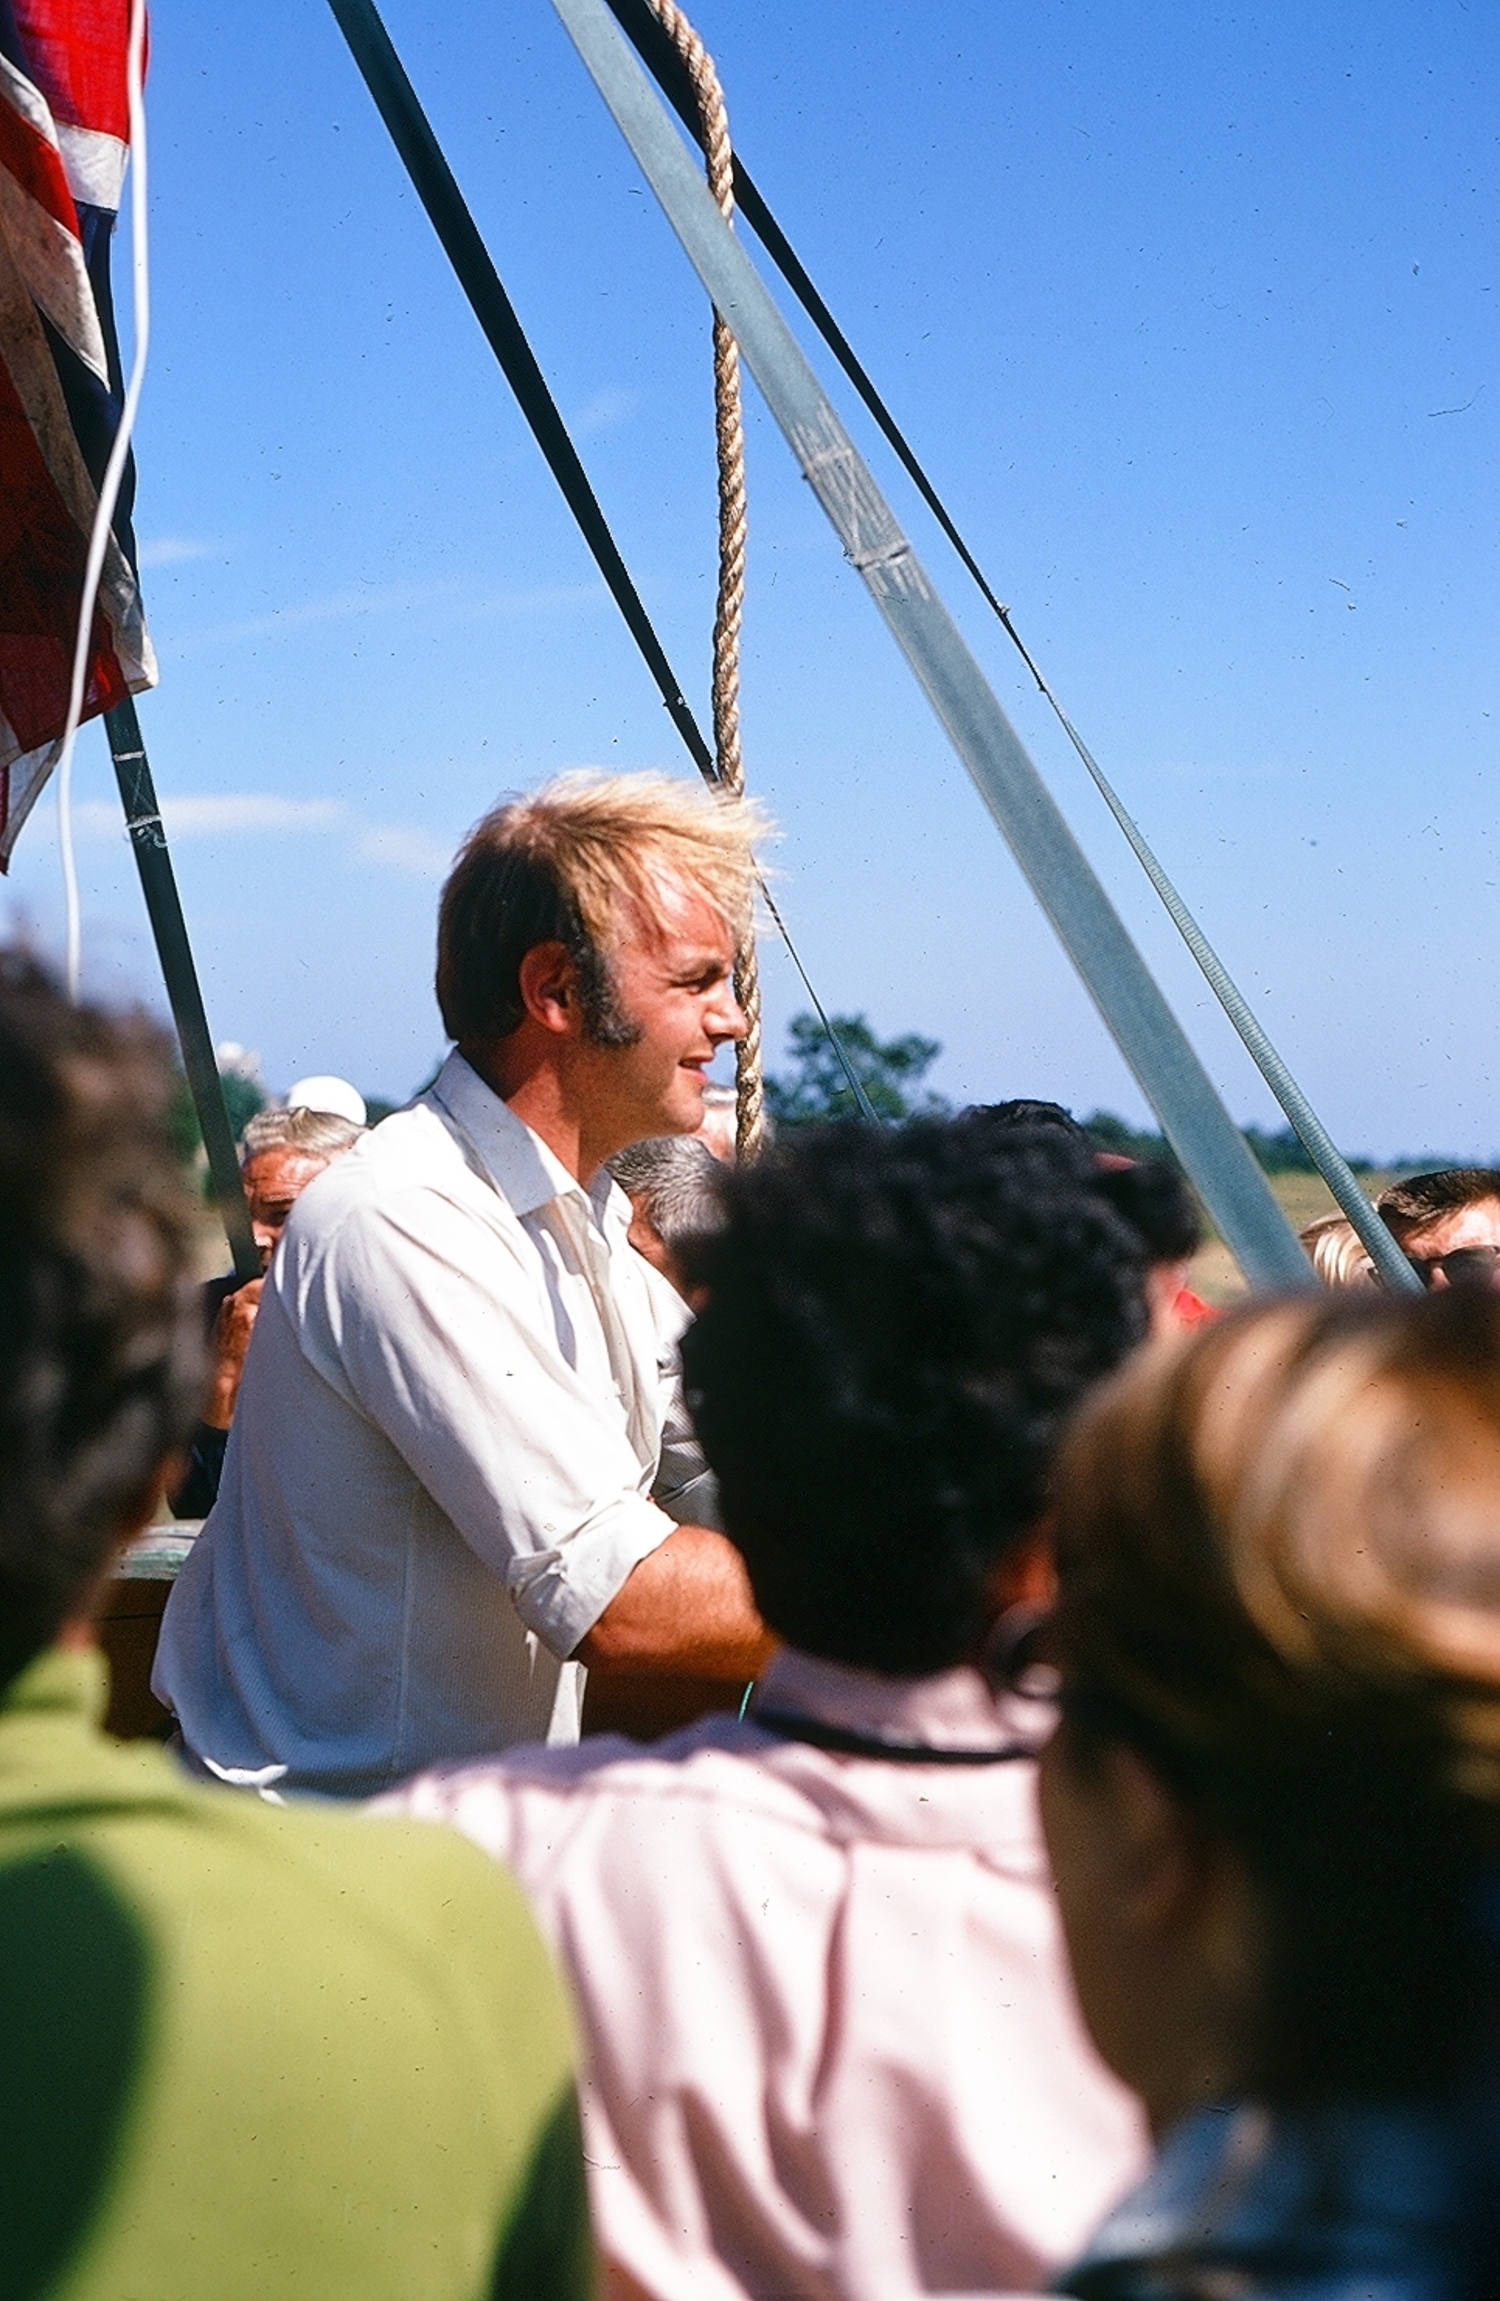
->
[252,1220,280,1265]
[707,982,748,1042]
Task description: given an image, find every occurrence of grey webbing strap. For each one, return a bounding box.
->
[595,0,1414,1287]
[549,0,1313,1291]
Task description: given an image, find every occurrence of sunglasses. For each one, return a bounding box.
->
[1404,1243,1500,1290]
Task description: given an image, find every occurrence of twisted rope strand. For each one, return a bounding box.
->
[643,0,765,1155]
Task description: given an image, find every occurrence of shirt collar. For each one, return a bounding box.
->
[1065,2099,1464,2299]
[426,1050,625,1228]
[752,1647,1022,1753]
[1,1643,108,1724]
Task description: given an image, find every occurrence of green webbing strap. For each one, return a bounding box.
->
[326,0,713,782]
[550,0,1315,1292]
[106,698,259,1282]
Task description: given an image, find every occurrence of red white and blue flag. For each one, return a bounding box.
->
[0,0,154,868]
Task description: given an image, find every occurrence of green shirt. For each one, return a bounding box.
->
[0,1646,591,2301]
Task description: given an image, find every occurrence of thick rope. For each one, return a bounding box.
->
[642,0,765,1156]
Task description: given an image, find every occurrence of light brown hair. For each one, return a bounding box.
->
[1051,1289,1500,2097]
[436,770,768,1047]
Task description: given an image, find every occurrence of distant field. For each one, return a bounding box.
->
[1190,1172,1400,1306]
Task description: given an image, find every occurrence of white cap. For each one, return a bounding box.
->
[286,1075,367,1127]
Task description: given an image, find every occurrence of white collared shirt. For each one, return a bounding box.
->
[155,1052,703,1797]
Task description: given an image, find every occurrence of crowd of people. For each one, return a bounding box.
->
[5,766,1500,2299]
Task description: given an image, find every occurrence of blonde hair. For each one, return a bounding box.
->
[437,770,770,1045]
[1298,1209,1377,1288]
[1052,1289,1500,2095]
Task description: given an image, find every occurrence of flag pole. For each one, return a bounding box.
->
[104,695,259,1282]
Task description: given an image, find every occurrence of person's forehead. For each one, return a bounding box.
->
[243,1147,327,1194]
[616,873,733,960]
[1404,1198,1500,1253]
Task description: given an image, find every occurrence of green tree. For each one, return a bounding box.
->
[764,1012,949,1127]
[218,1068,267,1139]
[169,1063,267,1178]
[1085,1107,1375,1178]
[1081,1109,1173,1164]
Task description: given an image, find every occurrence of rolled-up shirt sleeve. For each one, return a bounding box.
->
[285,1183,676,1658]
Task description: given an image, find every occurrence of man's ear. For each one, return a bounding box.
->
[987,1521,1057,1615]
[1101,1741,1206,1935]
[516,940,581,1036]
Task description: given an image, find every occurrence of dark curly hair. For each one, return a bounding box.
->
[0,953,203,1691]
[680,1116,1152,1675]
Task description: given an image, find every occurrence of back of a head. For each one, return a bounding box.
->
[0,955,202,1691]
[967,1102,1202,1267]
[968,1097,1085,1141]
[681,1117,1151,1676]
[1299,1209,1377,1288]
[606,1135,725,1250]
[1051,1288,1500,2100]
[1379,1167,1500,1232]
[239,1105,365,1162]
[436,769,766,1046]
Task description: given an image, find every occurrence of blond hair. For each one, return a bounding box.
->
[1298,1209,1377,1288]
[1052,1289,1500,2096]
[437,770,770,1045]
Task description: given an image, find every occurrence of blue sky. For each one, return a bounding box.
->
[6,0,1495,1155]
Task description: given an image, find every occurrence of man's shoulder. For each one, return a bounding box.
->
[263,1793,578,2019]
[260,1776,549,1918]
[312,1097,480,1207]
[5,1722,530,1924]
[278,1099,520,1268]
[0,1730,585,2301]
[1,1725,563,2016]
[383,1715,846,1860]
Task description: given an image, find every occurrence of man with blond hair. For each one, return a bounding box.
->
[157,772,773,1796]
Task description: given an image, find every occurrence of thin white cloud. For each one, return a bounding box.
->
[173,577,603,656]
[450,582,606,625]
[1156,759,1288,787]
[74,793,347,839]
[137,535,225,568]
[169,794,347,835]
[72,789,455,877]
[182,580,463,651]
[571,386,638,436]
[355,823,454,878]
